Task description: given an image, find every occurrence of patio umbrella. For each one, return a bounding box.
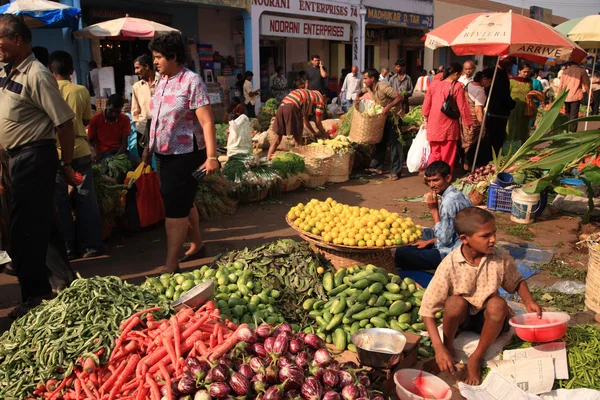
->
[556,15,600,129]
[0,0,81,30]
[73,15,179,39]
[424,10,588,171]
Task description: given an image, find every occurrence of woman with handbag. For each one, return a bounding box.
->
[422,63,473,173]
[143,32,219,274]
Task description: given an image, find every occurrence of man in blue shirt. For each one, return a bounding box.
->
[395,161,472,270]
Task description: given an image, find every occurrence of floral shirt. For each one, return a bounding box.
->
[150,68,210,155]
[433,185,472,257]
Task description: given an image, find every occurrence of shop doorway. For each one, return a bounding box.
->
[99,38,150,95]
[405,49,420,81]
[365,45,375,69]
[259,39,285,101]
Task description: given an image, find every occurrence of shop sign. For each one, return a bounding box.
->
[365,29,380,45]
[261,15,350,41]
[384,27,425,40]
[365,7,433,30]
[251,0,359,22]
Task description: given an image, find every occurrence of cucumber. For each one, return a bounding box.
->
[375,296,387,307]
[323,311,333,323]
[333,328,347,351]
[434,310,444,319]
[385,283,401,293]
[418,347,431,358]
[308,309,323,318]
[347,270,370,282]
[388,300,408,317]
[322,272,334,292]
[411,307,420,323]
[343,324,352,333]
[399,322,411,330]
[317,332,326,341]
[365,324,374,329]
[352,279,370,290]
[365,272,389,285]
[368,295,378,306]
[323,299,335,309]
[368,282,384,294]
[303,298,317,310]
[326,334,332,344]
[344,303,367,319]
[330,297,347,314]
[415,298,422,306]
[328,284,349,296]
[342,316,353,325]
[370,317,388,328]
[413,289,425,299]
[312,300,326,310]
[359,319,369,328]
[398,313,412,324]
[389,320,404,331]
[316,316,328,328]
[352,308,381,320]
[408,283,417,293]
[326,313,344,331]
[329,300,340,314]
[356,288,371,302]
[412,322,426,331]
[334,269,347,287]
[348,344,357,353]
[376,312,387,319]
[390,275,402,284]
[403,277,416,286]
[350,321,361,334]
[382,292,404,301]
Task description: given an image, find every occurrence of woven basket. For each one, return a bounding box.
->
[586,241,600,313]
[291,146,334,188]
[281,175,302,192]
[327,151,355,184]
[348,102,386,144]
[299,232,395,273]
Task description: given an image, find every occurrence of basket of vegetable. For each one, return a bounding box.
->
[271,152,306,192]
[291,146,334,188]
[223,154,281,203]
[194,173,238,220]
[349,100,387,145]
[308,136,355,183]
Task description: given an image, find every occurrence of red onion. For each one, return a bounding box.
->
[209,382,230,398]
[301,376,323,400]
[303,334,324,349]
[322,369,339,387]
[314,348,332,366]
[279,364,305,390]
[256,323,273,339]
[229,371,251,396]
[289,338,304,354]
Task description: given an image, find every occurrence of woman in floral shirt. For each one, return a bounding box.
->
[144,32,219,273]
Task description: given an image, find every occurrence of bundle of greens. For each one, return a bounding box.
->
[261,98,280,115]
[254,98,280,132]
[93,164,126,226]
[402,105,424,127]
[105,153,132,180]
[222,153,281,201]
[194,173,238,220]
[271,152,306,178]
[215,123,228,147]
[338,107,353,136]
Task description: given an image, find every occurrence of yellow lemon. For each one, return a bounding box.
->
[375,239,385,247]
[366,240,375,247]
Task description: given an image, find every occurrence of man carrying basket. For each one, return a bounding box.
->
[359,68,403,180]
[267,89,328,160]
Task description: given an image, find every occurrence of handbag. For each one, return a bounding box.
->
[441,82,460,120]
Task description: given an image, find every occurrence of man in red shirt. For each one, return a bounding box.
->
[88,94,138,167]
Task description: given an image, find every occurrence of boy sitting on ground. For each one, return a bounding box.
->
[419,207,542,385]
[395,161,472,271]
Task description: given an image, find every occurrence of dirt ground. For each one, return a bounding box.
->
[0,170,592,333]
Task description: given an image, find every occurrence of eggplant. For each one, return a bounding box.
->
[237,363,254,380]
[236,325,257,343]
[273,333,290,356]
[296,332,307,341]
[286,390,302,400]
[295,351,310,368]
[278,356,293,367]
[263,381,287,400]
[341,384,359,400]
[301,376,323,400]
[314,349,332,366]
[194,391,212,400]
[250,357,267,373]
[303,334,324,349]
[265,364,280,384]
[177,371,197,395]
[278,323,293,333]
[289,338,304,354]
[219,356,234,369]
[323,391,342,400]
[229,372,251,396]
[357,373,370,388]
[209,382,231,399]
[209,365,230,382]
[256,323,273,339]
[357,384,368,398]
[338,370,353,387]
[370,395,385,400]
[279,364,305,390]
[252,343,268,359]
[252,373,267,393]
[329,360,340,370]
[264,337,276,354]
[322,369,339,387]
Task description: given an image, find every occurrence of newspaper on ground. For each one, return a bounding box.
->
[503,343,568,380]
[496,357,555,394]
[459,370,540,400]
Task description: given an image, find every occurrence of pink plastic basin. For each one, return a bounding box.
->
[509,312,570,342]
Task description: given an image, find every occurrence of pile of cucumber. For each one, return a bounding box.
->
[302,264,443,352]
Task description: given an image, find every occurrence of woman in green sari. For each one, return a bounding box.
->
[507,63,533,151]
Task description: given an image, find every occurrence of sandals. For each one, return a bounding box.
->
[179,246,207,263]
[365,168,383,175]
[390,174,400,181]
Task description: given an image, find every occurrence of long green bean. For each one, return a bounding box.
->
[0,275,169,399]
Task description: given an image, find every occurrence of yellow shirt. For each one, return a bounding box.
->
[57,80,92,159]
[131,73,159,132]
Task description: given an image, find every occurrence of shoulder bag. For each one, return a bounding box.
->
[441,81,460,120]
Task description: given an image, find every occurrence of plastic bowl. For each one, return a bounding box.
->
[351,328,407,369]
[171,280,214,311]
[393,369,452,400]
[509,312,570,342]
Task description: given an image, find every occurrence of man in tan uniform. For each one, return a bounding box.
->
[0,15,79,315]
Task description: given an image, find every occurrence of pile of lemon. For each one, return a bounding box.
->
[287,198,422,247]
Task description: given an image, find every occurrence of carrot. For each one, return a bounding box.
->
[207,324,249,361]
[196,340,209,356]
[161,334,177,367]
[120,379,139,393]
[99,360,126,394]
[145,374,161,400]
[158,363,173,400]
[46,379,59,392]
[47,377,68,400]
[217,325,224,345]
[225,320,239,330]
[75,378,81,399]
[83,357,97,374]
[108,354,140,400]
[171,316,182,373]
[119,307,162,331]
[74,369,97,399]
[111,317,141,361]
[135,384,149,400]
[210,334,216,349]
[89,372,99,387]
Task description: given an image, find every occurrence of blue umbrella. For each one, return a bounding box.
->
[0,0,81,30]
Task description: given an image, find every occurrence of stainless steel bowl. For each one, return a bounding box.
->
[172,280,214,311]
[351,328,407,369]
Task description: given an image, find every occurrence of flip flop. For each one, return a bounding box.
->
[390,174,400,181]
[179,246,207,263]
[366,168,383,175]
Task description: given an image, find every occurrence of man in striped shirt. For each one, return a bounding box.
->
[268,89,327,160]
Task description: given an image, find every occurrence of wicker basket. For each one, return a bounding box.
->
[586,240,600,314]
[348,102,386,144]
[299,232,395,273]
[291,146,334,188]
[327,151,355,184]
[281,175,302,192]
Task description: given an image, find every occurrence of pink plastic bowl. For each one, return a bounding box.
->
[509,312,570,342]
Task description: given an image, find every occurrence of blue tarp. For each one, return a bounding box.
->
[400,241,553,290]
[0,0,81,30]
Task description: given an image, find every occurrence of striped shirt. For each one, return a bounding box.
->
[281,89,325,118]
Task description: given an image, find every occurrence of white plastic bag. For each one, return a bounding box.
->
[227,114,253,157]
[406,124,430,173]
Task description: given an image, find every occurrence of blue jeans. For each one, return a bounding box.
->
[54,155,104,255]
[395,228,442,271]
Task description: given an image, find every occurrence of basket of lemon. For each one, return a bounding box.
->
[286,198,423,271]
[309,136,355,184]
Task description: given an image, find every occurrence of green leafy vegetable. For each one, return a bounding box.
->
[271,152,306,178]
[216,123,228,147]
[105,153,132,180]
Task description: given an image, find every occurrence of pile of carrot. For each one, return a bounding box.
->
[31,301,245,400]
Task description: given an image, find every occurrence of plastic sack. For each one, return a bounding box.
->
[227,114,253,157]
[406,124,430,173]
[328,97,344,115]
[551,280,586,294]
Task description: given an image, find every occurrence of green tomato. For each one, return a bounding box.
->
[165,287,175,299]
[181,280,195,291]
[270,290,280,299]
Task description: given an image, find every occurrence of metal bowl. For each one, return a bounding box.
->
[351,328,407,369]
[171,280,214,311]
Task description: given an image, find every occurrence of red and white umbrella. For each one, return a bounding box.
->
[423,11,588,171]
[73,15,179,39]
[424,10,587,64]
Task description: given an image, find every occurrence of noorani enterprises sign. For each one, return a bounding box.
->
[261,15,350,41]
